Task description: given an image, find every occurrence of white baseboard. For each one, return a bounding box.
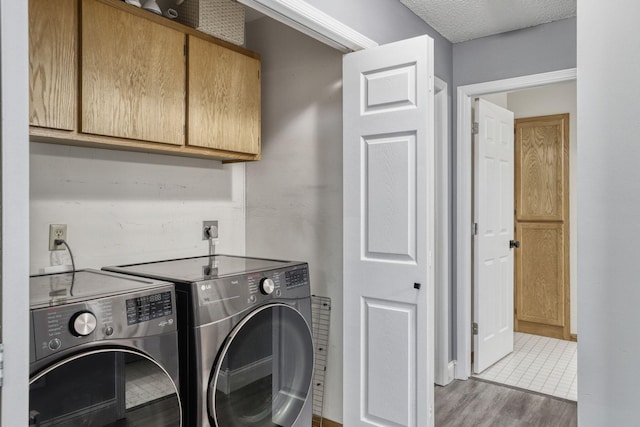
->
[447,361,456,384]
[435,360,456,386]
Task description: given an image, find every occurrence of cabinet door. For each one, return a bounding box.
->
[29,0,77,130]
[81,0,185,145]
[188,36,260,154]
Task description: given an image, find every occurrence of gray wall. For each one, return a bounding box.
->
[304,0,452,83]
[245,17,344,422]
[453,17,576,87]
[577,2,640,424]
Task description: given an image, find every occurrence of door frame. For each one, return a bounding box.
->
[455,68,577,379]
[237,0,377,52]
[2,0,31,425]
[434,77,453,385]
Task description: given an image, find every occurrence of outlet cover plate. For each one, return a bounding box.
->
[202,220,219,240]
[49,224,67,251]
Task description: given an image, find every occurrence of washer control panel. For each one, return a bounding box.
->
[195,263,310,325]
[31,285,176,361]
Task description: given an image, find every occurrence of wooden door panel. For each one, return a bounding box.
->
[81,0,185,145]
[514,114,570,340]
[515,117,566,222]
[29,0,77,130]
[516,223,564,326]
[188,36,260,154]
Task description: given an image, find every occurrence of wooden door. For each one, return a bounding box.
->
[514,114,570,340]
[81,0,185,145]
[29,0,77,130]
[343,35,435,427]
[473,99,515,373]
[187,35,261,154]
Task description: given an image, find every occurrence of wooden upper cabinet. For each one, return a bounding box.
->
[29,0,77,130]
[81,0,185,145]
[29,0,260,161]
[188,35,261,154]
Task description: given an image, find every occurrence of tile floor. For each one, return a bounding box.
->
[473,332,577,401]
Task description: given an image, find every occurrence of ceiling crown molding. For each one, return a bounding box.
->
[237,0,378,52]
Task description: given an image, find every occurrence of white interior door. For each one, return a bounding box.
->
[473,98,515,373]
[343,35,435,427]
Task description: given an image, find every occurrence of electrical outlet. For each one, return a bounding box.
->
[49,224,67,251]
[202,220,218,240]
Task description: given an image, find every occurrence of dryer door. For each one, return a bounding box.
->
[209,303,314,427]
[29,349,181,427]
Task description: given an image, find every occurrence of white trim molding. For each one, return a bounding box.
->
[455,68,577,379]
[237,0,378,52]
[434,77,452,386]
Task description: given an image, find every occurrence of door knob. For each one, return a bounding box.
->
[510,240,520,249]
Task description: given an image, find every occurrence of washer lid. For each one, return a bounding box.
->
[29,269,172,309]
[106,255,301,283]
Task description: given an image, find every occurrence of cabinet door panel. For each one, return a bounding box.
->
[29,0,77,130]
[188,36,260,154]
[81,0,185,145]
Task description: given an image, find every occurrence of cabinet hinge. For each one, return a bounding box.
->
[0,343,4,387]
[472,122,479,135]
[472,322,478,335]
[472,222,478,236]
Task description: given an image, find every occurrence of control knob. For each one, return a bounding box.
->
[70,311,97,337]
[259,278,275,295]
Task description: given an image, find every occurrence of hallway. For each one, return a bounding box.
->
[435,378,577,426]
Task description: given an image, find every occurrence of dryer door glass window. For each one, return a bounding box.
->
[210,303,313,427]
[29,349,181,427]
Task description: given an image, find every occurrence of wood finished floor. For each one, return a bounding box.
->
[435,378,577,427]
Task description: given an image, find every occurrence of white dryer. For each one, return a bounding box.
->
[105,255,314,427]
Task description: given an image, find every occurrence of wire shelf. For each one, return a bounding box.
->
[311,295,331,427]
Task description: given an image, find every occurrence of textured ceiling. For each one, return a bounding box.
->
[400,0,576,43]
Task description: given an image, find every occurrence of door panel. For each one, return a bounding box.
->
[364,298,415,426]
[516,223,565,326]
[514,114,570,340]
[473,99,514,374]
[343,35,434,427]
[516,121,565,221]
[364,133,416,260]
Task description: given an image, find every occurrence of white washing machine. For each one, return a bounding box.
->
[29,269,182,427]
[105,255,314,427]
